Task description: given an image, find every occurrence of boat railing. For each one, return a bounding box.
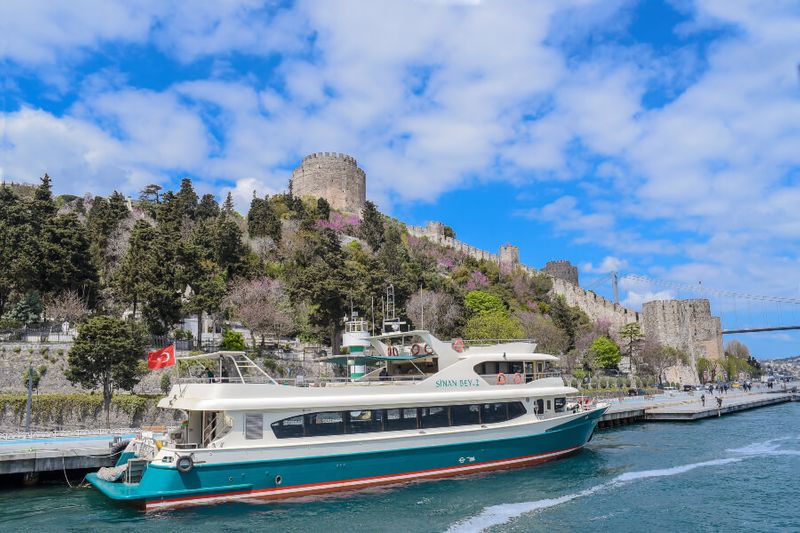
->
[476,371,562,386]
[174,374,429,386]
[461,338,536,347]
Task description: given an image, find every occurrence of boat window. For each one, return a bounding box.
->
[554,398,566,413]
[546,400,551,411]
[450,404,481,426]
[348,410,382,434]
[419,406,449,429]
[271,415,304,438]
[508,402,527,419]
[385,408,418,431]
[305,412,344,437]
[270,402,527,439]
[535,399,544,414]
[481,403,507,424]
[245,413,264,440]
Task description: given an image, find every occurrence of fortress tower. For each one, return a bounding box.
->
[543,260,579,286]
[499,244,520,268]
[290,152,366,214]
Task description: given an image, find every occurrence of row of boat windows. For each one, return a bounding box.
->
[265,402,528,440]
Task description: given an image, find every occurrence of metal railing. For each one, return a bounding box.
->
[477,371,563,385]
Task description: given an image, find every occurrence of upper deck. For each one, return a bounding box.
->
[159,332,573,412]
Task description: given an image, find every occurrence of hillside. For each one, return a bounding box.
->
[0,174,758,388]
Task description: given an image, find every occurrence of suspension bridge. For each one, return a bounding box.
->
[582,272,800,335]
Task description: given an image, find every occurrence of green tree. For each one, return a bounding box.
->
[220,329,246,350]
[360,200,385,252]
[618,322,645,371]
[464,312,523,340]
[285,228,350,353]
[115,220,156,319]
[42,213,99,304]
[66,316,147,427]
[588,336,621,369]
[316,198,331,220]
[183,259,227,344]
[174,177,199,220]
[0,185,35,315]
[196,193,220,220]
[222,192,235,215]
[139,184,162,204]
[247,195,282,242]
[464,290,505,316]
[212,216,248,279]
[5,291,43,325]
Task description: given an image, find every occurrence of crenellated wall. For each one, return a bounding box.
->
[407,221,639,331]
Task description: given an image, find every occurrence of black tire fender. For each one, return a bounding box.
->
[176,455,194,474]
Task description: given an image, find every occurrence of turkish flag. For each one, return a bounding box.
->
[148,344,176,370]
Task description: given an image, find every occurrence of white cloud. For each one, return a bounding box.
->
[582,256,627,274]
[2,0,800,317]
[621,290,675,309]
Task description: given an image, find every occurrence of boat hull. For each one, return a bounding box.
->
[88,408,604,510]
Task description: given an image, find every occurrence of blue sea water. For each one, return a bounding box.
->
[1,403,798,532]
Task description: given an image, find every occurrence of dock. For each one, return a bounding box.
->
[0,431,132,484]
[598,390,797,428]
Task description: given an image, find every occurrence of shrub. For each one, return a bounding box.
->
[160,373,172,395]
[220,330,246,351]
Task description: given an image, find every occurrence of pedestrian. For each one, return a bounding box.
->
[701,394,706,407]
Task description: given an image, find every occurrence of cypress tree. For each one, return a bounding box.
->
[360,200,385,252]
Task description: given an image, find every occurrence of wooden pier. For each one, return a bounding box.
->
[598,391,796,428]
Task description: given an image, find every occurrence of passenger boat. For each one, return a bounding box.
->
[87,329,608,510]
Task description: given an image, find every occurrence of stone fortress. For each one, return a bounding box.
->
[291,152,724,383]
[291,152,367,214]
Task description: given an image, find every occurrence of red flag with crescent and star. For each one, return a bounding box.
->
[147,344,175,370]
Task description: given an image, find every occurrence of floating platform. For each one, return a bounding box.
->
[598,391,796,428]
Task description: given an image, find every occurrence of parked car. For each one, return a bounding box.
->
[683,384,694,392]
[627,388,647,396]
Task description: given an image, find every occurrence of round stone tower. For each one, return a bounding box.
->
[290,152,366,214]
[543,260,579,286]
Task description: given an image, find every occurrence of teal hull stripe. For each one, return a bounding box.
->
[88,410,604,508]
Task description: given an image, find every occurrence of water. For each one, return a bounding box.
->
[2,403,799,532]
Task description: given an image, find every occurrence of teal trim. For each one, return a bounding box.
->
[89,407,606,505]
[152,407,606,470]
[115,451,137,467]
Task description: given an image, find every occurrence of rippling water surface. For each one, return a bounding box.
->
[2,403,799,532]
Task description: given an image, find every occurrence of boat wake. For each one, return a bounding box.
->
[446,436,800,533]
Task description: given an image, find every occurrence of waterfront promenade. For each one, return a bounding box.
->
[599,386,797,428]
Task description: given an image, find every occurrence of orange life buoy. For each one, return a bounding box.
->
[513,372,523,384]
[452,338,465,353]
[497,372,507,385]
[424,343,433,355]
[387,346,399,356]
[411,343,421,356]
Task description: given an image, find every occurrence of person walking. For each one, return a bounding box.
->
[701,394,706,407]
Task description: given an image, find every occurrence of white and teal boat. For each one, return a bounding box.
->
[87,331,607,510]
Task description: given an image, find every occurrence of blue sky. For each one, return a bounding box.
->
[2,0,799,357]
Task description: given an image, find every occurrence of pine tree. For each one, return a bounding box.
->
[222,192,235,215]
[175,177,199,219]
